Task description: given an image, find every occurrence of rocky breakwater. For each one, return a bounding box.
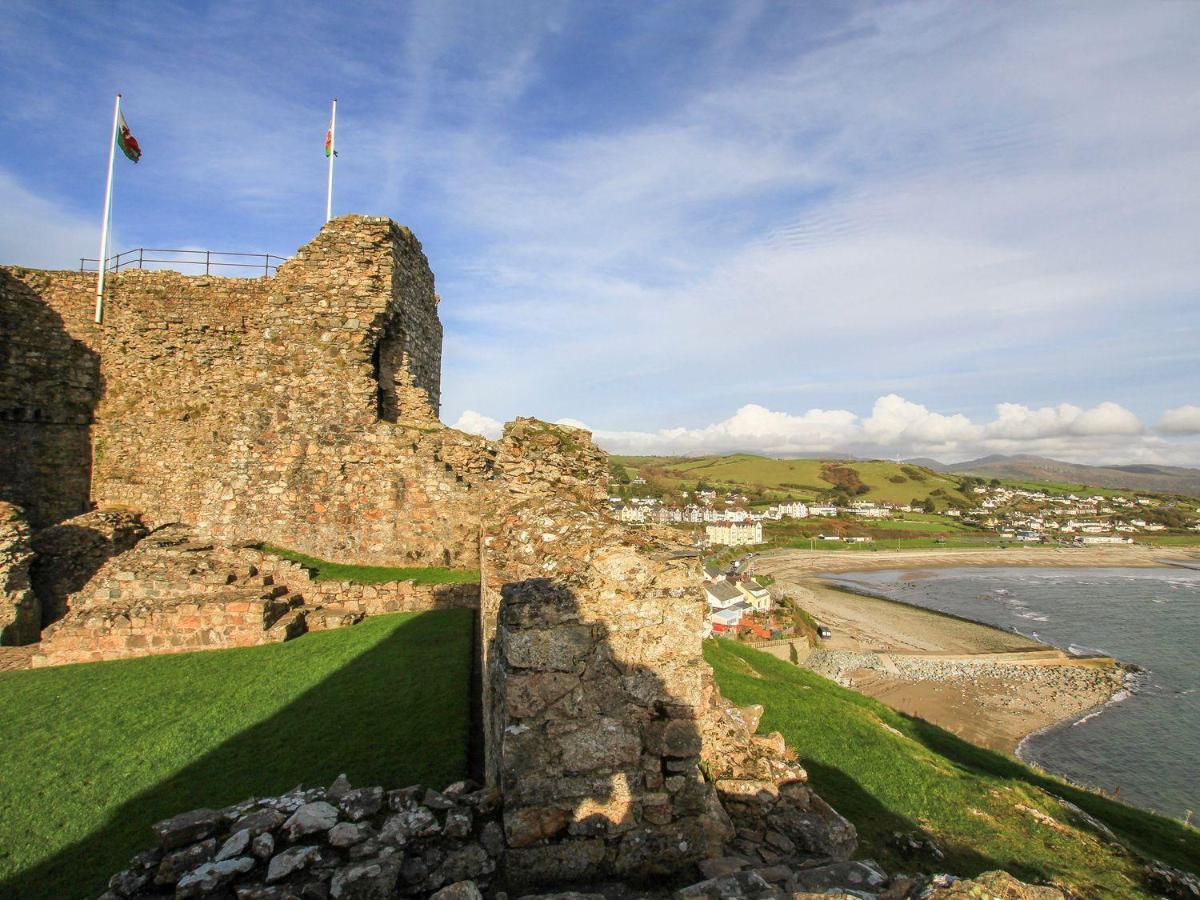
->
[803,649,1126,723]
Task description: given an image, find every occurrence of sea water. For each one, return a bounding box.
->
[827,566,1200,820]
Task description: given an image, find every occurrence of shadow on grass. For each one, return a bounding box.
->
[1,610,474,900]
[899,713,1200,874]
[799,757,1006,877]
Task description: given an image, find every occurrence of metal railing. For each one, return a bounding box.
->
[79,248,289,277]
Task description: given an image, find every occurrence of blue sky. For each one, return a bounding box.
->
[3,1,1198,464]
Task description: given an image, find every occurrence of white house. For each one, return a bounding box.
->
[809,505,838,517]
[704,580,744,609]
[736,579,772,611]
[775,501,809,519]
[709,604,748,634]
[848,503,890,519]
[706,520,763,547]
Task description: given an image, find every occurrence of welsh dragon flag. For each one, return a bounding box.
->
[326,113,337,157]
[117,109,141,162]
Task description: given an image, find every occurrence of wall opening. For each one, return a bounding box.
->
[372,323,406,423]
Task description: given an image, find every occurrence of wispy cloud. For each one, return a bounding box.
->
[2,2,1197,465]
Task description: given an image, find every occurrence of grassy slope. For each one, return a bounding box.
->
[261,544,480,584]
[706,640,1199,898]
[615,454,970,506]
[0,609,473,899]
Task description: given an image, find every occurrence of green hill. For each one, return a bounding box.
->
[614,454,972,507]
[706,639,1199,898]
[0,610,473,899]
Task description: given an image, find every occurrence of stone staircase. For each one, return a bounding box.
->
[30,526,364,667]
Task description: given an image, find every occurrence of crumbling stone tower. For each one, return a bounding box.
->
[1,217,483,567]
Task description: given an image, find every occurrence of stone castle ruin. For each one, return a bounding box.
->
[0,218,1058,897]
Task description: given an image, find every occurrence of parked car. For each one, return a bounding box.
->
[817,626,832,639]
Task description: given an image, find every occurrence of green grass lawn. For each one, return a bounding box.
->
[260,544,481,585]
[0,609,473,899]
[706,640,1200,898]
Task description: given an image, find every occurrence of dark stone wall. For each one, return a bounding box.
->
[0,269,101,530]
[0,217,469,566]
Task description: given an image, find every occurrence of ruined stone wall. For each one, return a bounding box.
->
[0,269,101,529]
[479,495,725,886]
[32,526,482,667]
[0,217,479,567]
[0,501,40,644]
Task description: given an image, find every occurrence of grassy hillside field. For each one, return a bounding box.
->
[614,454,972,506]
[0,610,473,899]
[706,639,1200,898]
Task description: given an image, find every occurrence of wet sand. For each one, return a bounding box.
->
[751,548,1172,753]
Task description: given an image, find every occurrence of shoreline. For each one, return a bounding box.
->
[755,542,1197,577]
[750,548,1179,752]
[1012,670,1138,768]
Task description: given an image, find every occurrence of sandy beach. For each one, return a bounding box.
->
[748,546,1199,753]
[755,542,1195,578]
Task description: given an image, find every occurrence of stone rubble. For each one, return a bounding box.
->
[102,773,1070,899]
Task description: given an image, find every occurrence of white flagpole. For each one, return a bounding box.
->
[326,98,337,223]
[95,93,122,324]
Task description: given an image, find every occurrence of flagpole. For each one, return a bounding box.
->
[95,93,122,324]
[326,98,337,223]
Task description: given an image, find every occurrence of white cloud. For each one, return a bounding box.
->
[574,403,861,457]
[459,396,1200,467]
[1159,405,1200,435]
[861,395,980,448]
[986,402,1144,440]
[452,409,503,440]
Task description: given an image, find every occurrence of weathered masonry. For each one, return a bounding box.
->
[1,217,480,567]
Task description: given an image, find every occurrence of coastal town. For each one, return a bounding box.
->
[607,462,1200,645]
[609,469,1200,548]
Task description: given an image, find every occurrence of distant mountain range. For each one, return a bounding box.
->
[906,454,1200,498]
